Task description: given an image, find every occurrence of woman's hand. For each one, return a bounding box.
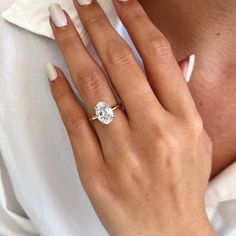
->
[47,0,216,235]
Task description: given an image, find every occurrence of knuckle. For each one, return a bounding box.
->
[86,13,106,28]
[90,175,113,198]
[127,5,147,22]
[92,178,108,194]
[156,122,182,159]
[64,114,86,136]
[78,70,105,95]
[59,35,78,54]
[164,133,180,154]
[155,134,180,163]
[187,115,204,136]
[144,35,172,59]
[107,41,135,67]
[52,84,67,101]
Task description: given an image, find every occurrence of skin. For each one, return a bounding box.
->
[137,0,236,178]
[48,0,218,235]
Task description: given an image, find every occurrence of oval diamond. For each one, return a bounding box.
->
[95,102,114,125]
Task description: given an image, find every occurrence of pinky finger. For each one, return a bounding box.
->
[46,63,105,183]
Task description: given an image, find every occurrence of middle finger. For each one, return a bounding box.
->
[73,0,165,124]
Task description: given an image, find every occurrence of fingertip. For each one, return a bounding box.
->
[185,54,196,83]
[46,62,59,82]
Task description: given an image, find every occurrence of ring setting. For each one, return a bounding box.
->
[89,101,121,125]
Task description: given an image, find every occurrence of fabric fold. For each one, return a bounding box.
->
[1,0,119,45]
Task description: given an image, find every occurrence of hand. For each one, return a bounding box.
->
[47,0,216,235]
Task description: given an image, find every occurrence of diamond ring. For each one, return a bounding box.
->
[89,101,121,125]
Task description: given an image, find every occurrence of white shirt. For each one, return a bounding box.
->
[0,1,235,235]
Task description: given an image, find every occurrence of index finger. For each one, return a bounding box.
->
[114,0,199,118]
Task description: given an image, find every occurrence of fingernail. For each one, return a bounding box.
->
[116,0,129,2]
[185,54,195,82]
[48,3,67,28]
[77,0,92,5]
[47,63,58,82]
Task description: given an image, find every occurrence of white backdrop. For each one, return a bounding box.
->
[0,0,236,235]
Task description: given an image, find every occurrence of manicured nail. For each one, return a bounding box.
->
[48,3,67,28]
[77,0,92,5]
[47,63,58,81]
[185,54,195,82]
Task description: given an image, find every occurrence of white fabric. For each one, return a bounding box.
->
[1,0,119,44]
[0,0,236,236]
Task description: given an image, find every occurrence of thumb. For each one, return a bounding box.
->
[179,54,196,83]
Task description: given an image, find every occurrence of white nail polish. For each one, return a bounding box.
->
[48,3,67,28]
[185,54,195,82]
[77,0,92,5]
[46,63,58,81]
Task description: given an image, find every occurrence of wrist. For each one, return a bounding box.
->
[114,212,217,236]
[115,221,216,236]
[154,214,216,236]
[164,215,217,236]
